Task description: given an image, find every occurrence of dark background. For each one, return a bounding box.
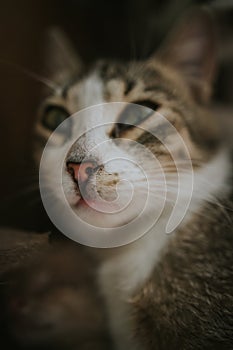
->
[0,0,232,228]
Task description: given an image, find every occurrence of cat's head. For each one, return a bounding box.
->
[35,10,230,246]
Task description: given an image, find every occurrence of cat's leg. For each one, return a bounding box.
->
[101,293,144,350]
[98,259,148,350]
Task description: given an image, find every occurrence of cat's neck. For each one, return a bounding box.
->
[98,216,169,294]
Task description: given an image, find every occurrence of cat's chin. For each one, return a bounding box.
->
[75,197,120,211]
[69,198,139,229]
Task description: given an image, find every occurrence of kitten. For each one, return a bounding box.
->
[35,10,233,350]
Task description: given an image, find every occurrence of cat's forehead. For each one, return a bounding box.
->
[61,59,184,108]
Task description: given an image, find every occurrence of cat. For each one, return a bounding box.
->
[34,9,233,350]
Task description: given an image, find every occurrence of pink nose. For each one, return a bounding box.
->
[67,161,97,184]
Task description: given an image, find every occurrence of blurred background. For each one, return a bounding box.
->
[0,0,232,349]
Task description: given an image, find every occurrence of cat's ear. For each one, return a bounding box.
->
[45,28,84,85]
[157,9,217,103]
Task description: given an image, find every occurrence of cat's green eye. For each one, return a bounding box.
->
[42,106,70,131]
[111,100,160,138]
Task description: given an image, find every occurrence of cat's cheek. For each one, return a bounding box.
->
[62,173,80,206]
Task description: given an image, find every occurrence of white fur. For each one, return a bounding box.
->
[98,148,232,350]
[98,219,170,350]
[191,148,231,210]
[77,73,104,109]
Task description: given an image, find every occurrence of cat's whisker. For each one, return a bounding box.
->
[0,59,58,91]
[134,183,232,224]
[132,177,181,186]
[119,159,200,173]
[141,193,217,223]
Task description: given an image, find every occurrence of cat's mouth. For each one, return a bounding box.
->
[69,177,120,212]
[63,158,150,228]
[76,197,88,207]
[75,197,100,209]
[74,196,120,213]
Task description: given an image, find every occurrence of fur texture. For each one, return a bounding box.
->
[33,9,233,350]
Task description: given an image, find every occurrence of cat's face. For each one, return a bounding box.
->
[35,12,224,243]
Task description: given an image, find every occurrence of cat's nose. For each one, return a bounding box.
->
[67,161,98,184]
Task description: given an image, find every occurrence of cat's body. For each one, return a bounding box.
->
[34,10,233,350]
[133,195,233,350]
[97,153,232,350]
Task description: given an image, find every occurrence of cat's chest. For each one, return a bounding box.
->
[99,225,170,290]
[97,225,170,349]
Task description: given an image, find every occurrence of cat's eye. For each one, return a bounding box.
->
[42,105,70,131]
[111,100,160,138]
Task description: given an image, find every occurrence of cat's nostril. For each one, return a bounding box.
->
[85,166,94,176]
[67,161,98,184]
